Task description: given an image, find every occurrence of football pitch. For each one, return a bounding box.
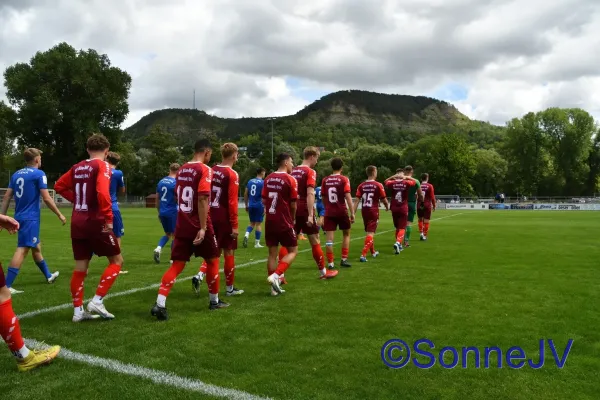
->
[0,209,598,400]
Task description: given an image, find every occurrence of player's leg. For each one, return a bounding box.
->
[5,247,29,293]
[204,255,228,309]
[394,213,407,254]
[224,246,243,296]
[266,246,281,295]
[268,242,298,295]
[308,227,337,279]
[243,211,254,248]
[112,208,124,247]
[86,231,123,319]
[405,205,415,247]
[323,217,336,269]
[31,243,59,284]
[152,237,190,320]
[254,220,264,248]
[341,229,351,267]
[154,216,172,263]
[361,232,374,262]
[423,207,432,240]
[0,269,61,371]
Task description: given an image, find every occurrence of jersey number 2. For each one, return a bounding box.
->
[160,186,168,201]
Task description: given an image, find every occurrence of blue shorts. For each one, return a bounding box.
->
[159,214,177,234]
[112,208,124,238]
[248,206,264,223]
[317,205,325,217]
[17,219,40,248]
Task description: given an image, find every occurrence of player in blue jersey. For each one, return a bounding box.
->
[0,148,66,294]
[107,152,125,246]
[315,185,325,233]
[153,163,180,263]
[243,167,266,248]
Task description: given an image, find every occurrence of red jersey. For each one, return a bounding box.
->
[420,182,436,208]
[356,180,386,213]
[322,174,351,217]
[55,158,112,238]
[209,165,239,229]
[261,172,298,230]
[291,165,317,217]
[174,162,213,239]
[386,179,416,213]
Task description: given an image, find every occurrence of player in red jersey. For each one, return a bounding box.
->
[418,173,436,241]
[55,134,124,322]
[192,143,244,296]
[0,214,60,371]
[385,170,420,255]
[321,158,354,268]
[353,166,389,263]
[291,147,338,280]
[151,139,227,321]
[262,153,299,296]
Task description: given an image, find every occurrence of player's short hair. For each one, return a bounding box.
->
[366,165,377,176]
[194,139,213,153]
[396,168,404,174]
[256,167,266,175]
[87,134,110,152]
[170,163,181,172]
[221,142,238,159]
[404,165,414,174]
[106,152,120,166]
[303,146,320,160]
[24,148,42,163]
[330,157,343,171]
[421,173,429,181]
[276,153,292,166]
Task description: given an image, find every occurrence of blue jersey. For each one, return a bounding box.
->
[315,186,324,209]
[110,169,125,206]
[247,178,264,208]
[157,176,177,216]
[9,168,47,221]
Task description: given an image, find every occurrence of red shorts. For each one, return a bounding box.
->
[324,215,352,232]
[0,264,5,288]
[265,226,297,248]
[214,222,237,251]
[294,214,319,236]
[417,206,432,220]
[72,231,121,260]
[171,232,220,262]
[392,212,408,230]
[361,210,379,233]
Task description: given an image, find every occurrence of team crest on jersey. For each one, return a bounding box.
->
[32,237,38,243]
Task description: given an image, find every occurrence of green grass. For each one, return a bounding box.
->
[0,209,599,399]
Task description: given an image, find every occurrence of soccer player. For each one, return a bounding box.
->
[385,170,418,254]
[291,147,338,280]
[55,134,124,322]
[0,148,65,294]
[353,166,389,262]
[321,158,354,268]
[402,166,422,248]
[150,139,227,321]
[0,214,61,371]
[263,153,299,296]
[107,152,125,245]
[243,167,266,248]
[192,143,244,297]
[154,163,180,263]
[315,185,325,232]
[418,173,436,241]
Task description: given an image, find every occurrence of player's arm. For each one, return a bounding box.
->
[380,185,389,211]
[431,185,436,210]
[55,169,75,203]
[290,176,298,221]
[385,173,402,183]
[244,186,249,212]
[0,188,13,215]
[228,173,239,234]
[41,189,66,225]
[353,187,361,215]
[155,183,161,215]
[417,182,424,202]
[0,213,19,234]
[96,161,114,229]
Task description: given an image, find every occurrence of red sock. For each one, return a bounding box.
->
[158,261,186,298]
[199,261,208,274]
[224,255,235,287]
[418,220,424,233]
[396,229,405,243]
[206,258,220,294]
[341,247,349,260]
[0,299,24,353]
[95,264,122,298]
[424,223,430,236]
[311,244,325,269]
[278,246,288,262]
[370,240,376,254]
[275,261,290,276]
[326,247,334,264]
[71,270,87,307]
[362,236,373,257]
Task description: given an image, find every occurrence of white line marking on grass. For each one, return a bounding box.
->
[18,212,465,320]
[24,338,273,400]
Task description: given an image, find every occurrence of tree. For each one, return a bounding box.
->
[3,42,131,175]
[0,101,16,172]
[137,125,183,195]
[349,144,402,188]
[472,149,508,196]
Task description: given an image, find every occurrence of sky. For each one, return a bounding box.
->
[1,0,599,128]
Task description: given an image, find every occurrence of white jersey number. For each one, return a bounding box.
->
[268,192,278,214]
[328,187,338,203]
[177,186,194,213]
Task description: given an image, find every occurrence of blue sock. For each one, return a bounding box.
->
[246,226,253,234]
[158,236,169,248]
[36,259,52,279]
[255,231,262,241]
[6,267,20,288]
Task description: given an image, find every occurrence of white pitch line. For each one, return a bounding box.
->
[24,338,273,400]
[18,212,465,320]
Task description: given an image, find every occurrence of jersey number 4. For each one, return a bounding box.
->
[395,191,403,203]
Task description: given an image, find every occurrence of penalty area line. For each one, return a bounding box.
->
[24,338,273,400]
[18,212,465,320]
